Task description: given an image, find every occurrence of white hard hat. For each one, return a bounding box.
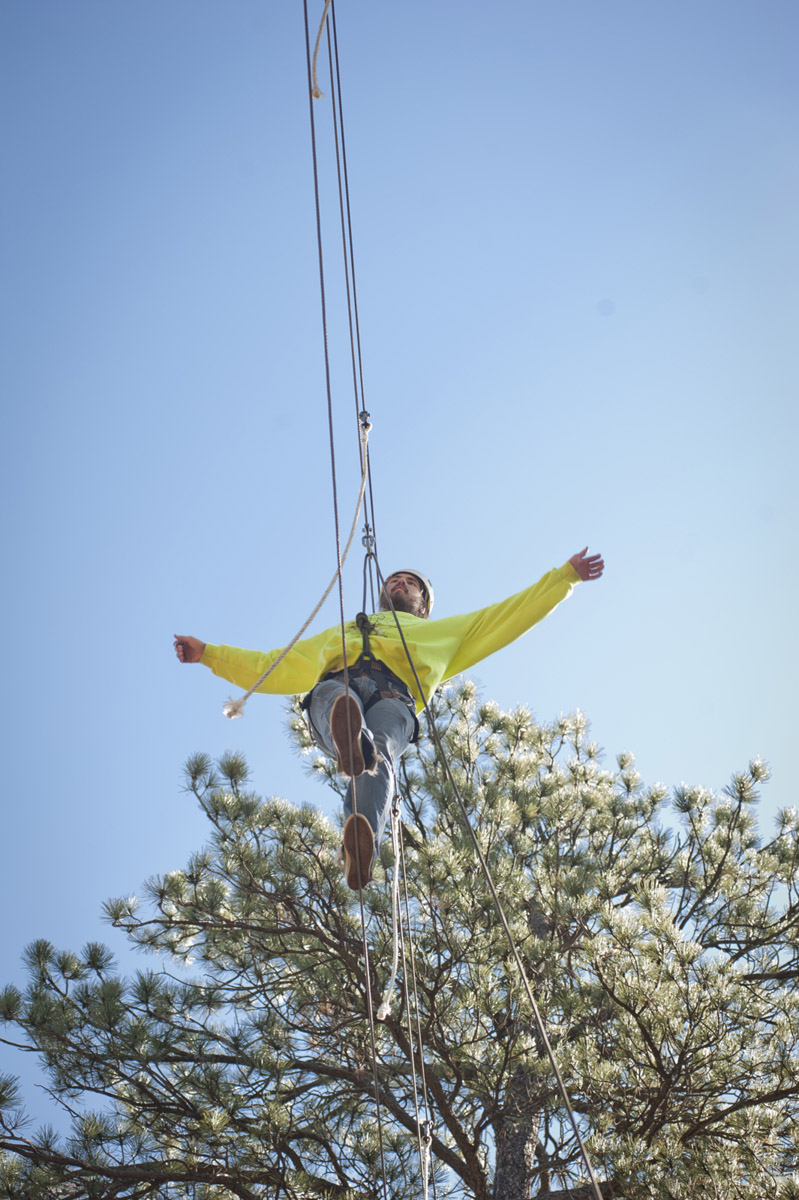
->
[384,569,435,616]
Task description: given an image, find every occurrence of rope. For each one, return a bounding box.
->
[304,4,601,1195]
[396,811,438,1200]
[420,1121,433,1200]
[376,795,438,1199]
[361,526,377,613]
[310,0,332,98]
[221,415,372,719]
[327,2,370,466]
[377,797,403,1020]
[372,556,605,1200]
[324,0,382,605]
[302,5,391,1197]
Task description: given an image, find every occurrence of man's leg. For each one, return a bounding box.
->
[345,697,415,848]
[307,679,376,773]
[307,681,414,888]
[307,679,381,889]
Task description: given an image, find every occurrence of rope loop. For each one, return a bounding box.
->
[222,418,371,719]
[311,0,333,98]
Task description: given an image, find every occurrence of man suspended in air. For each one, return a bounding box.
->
[174,547,604,890]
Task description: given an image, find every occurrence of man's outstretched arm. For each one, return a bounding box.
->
[174,635,206,663]
[569,547,604,581]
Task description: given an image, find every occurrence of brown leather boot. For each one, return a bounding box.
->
[330,694,366,777]
[342,813,375,890]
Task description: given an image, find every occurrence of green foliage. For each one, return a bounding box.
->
[0,683,797,1199]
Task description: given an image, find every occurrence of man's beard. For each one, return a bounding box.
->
[381,590,425,618]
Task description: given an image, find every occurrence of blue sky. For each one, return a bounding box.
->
[1,0,797,1121]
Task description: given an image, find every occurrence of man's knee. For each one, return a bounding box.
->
[365,697,415,751]
[310,678,345,706]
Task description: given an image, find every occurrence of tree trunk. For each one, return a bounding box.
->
[492,1065,540,1200]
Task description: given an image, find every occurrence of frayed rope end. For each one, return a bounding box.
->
[223,697,246,720]
[377,1002,390,1021]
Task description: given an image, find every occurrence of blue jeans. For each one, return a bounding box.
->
[307,677,416,851]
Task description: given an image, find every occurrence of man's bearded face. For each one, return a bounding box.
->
[381,573,427,618]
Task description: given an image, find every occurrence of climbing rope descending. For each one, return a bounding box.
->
[395,807,439,1200]
[222,413,372,720]
[376,797,438,1200]
[302,3,392,1195]
[377,797,403,1021]
[326,0,372,464]
[371,554,606,1200]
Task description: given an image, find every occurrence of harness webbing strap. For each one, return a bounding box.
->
[355,611,373,659]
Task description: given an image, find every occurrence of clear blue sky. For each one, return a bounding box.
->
[1,0,797,1120]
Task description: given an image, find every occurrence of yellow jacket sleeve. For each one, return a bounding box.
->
[199,561,581,706]
[435,561,581,680]
[201,625,338,696]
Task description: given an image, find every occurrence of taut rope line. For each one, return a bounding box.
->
[327,2,370,465]
[309,0,605,1184]
[377,797,403,1022]
[253,2,604,1194]
[396,805,439,1200]
[371,555,606,1200]
[302,4,391,1195]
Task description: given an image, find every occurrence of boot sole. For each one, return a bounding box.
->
[330,695,366,778]
[343,813,375,890]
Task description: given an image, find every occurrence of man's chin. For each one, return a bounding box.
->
[390,593,415,615]
[382,592,422,617]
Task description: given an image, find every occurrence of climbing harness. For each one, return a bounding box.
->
[299,614,420,749]
[355,610,374,659]
[313,655,419,740]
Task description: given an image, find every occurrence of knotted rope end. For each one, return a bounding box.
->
[223,697,246,720]
[377,1001,391,1021]
[311,85,324,99]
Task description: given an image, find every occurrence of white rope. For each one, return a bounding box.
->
[392,807,437,1199]
[376,800,433,1197]
[420,1120,432,1200]
[372,558,604,1200]
[223,417,371,719]
[377,797,403,1020]
[311,0,333,99]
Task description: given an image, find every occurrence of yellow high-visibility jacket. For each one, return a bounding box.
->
[201,561,581,711]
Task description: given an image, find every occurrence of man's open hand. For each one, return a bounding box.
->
[174,635,206,663]
[569,548,604,581]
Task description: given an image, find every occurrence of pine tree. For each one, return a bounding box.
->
[1,682,798,1199]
